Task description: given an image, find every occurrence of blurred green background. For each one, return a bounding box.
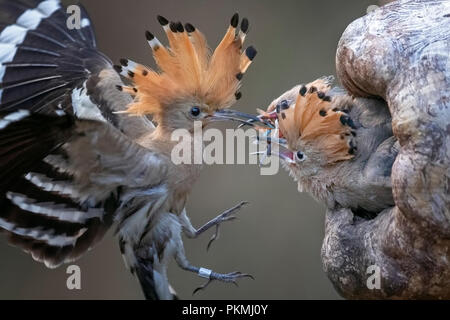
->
[0,0,380,299]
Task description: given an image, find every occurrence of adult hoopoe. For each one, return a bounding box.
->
[257,77,398,219]
[0,0,269,299]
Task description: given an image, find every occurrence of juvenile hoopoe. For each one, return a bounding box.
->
[258,77,398,218]
[0,0,268,299]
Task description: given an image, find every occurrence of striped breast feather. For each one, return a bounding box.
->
[0,0,111,114]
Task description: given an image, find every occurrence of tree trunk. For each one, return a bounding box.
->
[322,0,450,299]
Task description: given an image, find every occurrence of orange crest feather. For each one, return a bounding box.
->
[278,79,356,163]
[116,14,256,115]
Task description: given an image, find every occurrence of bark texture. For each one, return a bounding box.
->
[322,0,450,299]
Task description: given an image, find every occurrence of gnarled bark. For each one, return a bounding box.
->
[322,0,450,299]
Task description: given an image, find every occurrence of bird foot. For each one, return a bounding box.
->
[193,270,254,295]
[204,201,249,251]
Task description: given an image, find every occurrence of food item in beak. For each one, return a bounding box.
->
[211,109,274,129]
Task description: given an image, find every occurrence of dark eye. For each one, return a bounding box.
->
[277,100,289,113]
[296,151,306,162]
[276,100,290,113]
[280,100,290,109]
[190,106,201,117]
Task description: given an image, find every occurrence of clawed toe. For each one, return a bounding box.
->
[206,225,220,251]
[193,279,213,295]
[205,201,248,251]
[218,271,254,285]
[192,270,254,295]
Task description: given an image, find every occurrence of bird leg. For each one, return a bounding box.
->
[179,201,248,250]
[175,245,254,295]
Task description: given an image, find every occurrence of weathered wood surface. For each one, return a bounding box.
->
[322,0,450,299]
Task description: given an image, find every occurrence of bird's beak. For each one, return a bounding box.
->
[272,150,295,163]
[262,136,295,164]
[258,110,278,121]
[209,109,275,129]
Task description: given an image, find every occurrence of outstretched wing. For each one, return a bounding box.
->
[0,0,160,268]
[0,110,168,268]
[0,0,154,136]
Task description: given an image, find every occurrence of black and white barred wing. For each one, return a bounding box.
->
[0,111,167,268]
[0,0,158,267]
[0,0,100,112]
[0,0,153,134]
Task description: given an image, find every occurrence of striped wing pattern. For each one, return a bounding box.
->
[0,0,160,269]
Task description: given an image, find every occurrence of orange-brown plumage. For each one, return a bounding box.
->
[257,77,396,218]
[117,13,256,117]
[261,78,356,164]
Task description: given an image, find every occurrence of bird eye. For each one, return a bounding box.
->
[276,100,290,113]
[296,151,306,162]
[280,100,290,109]
[190,106,201,117]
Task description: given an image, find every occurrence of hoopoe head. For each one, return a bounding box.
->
[258,77,357,178]
[115,14,269,131]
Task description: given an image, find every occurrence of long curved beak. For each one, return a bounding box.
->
[210,109,275,129]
